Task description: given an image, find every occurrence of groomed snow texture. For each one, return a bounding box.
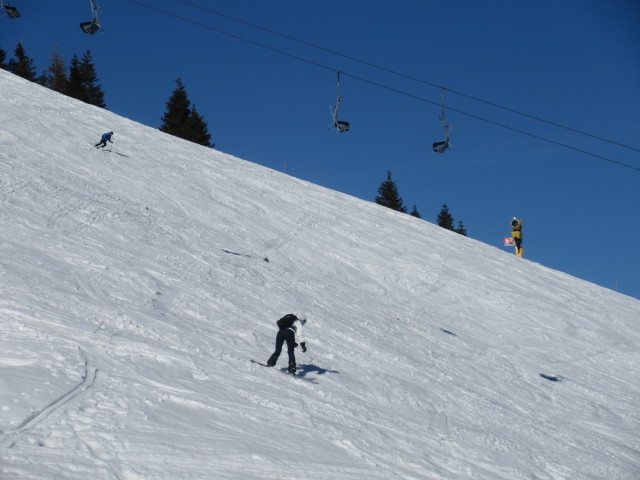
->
[1,70,639,480]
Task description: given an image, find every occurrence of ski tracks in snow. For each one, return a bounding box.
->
[0,348,97,448]
[262,210,324,257]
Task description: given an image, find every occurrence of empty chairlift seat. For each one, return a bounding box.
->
[2,1,20,19]
[335,120,350,133]
[432,140,448,153]
[80,21,100,34]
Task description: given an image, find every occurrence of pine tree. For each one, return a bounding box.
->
[79,51,105,107]
[0,47,7,70]
[436,204,455,231]
[455,220,468,236]
[185,104,214,147]
[160,79,214,147]
[65,55,84,100]
[38,47,68,93]
[375,171,407,213]
[8,42,37,81]
[65,51,106,107]
[160,79,191,139]
[409,205,422,218]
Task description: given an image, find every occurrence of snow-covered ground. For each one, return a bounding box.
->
[1,69,639,479]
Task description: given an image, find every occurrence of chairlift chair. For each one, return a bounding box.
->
[329,71,350,133]
[432,87,452,153]
[80,0,101,34]
[80,21,100,34]
[1,0,20,19]
[432,139,449,153]
[334,118,350,133]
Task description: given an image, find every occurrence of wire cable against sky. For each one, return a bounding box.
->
[172,0,640,155]
[127,0,640,172]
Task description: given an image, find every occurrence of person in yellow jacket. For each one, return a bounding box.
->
[511,218,523,257]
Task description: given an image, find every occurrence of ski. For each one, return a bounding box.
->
[250,359,270,367]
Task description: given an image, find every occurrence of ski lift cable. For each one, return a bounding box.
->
[127,0,640,173]
[128,0,334,74]
[169,0,640,155]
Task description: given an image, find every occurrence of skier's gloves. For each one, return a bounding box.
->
[301,342,307,352]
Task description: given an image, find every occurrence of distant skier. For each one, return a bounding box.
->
[95,131,113,148]
[511,217,523,257]
[267,314,307,374]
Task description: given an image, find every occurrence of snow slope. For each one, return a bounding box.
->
[1,69,639,480]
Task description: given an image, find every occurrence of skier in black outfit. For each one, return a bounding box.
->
[267,314,307,374]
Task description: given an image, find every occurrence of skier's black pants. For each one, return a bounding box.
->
[272,328,296,366]
[95,140,107,148]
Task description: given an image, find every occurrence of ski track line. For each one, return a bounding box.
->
[0,350,97,448]
[263,212,324,255]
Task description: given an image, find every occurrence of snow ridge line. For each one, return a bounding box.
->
[0,350,97,448]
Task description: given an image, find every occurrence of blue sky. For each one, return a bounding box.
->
[2,0,639,299]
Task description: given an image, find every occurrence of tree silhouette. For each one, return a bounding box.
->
[455,220,468,236]
[8,42,37,81]
[0,47,7,70]
[375,171,407,213]
[38,47,68,93]
[160,79,214,147]
[65,51,106,108]
[436,204,455,231]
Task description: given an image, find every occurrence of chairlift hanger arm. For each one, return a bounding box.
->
[80,0,101,34]
[432,87,453,153]
[89,0,100,18]
[329,70,349,132]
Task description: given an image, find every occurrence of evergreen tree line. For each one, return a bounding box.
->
[1,43,105,108]
[375,171,468,236]
[0,43,214,147]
